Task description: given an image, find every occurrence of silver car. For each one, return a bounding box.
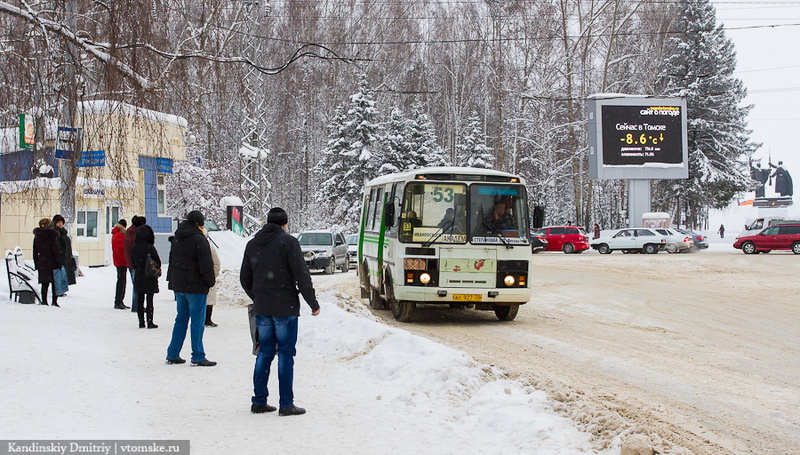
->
[346,234,359,266]
[297,230,350,274]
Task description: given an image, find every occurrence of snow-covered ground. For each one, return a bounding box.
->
[1,231,618,455]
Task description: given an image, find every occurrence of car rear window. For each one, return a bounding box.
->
[566,227,580,235]
[779,225,800,235]
[549,227,566,235]
[636,229,655,236]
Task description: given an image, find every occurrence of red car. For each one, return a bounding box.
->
[733,224,800,254]
[532,226,591,254]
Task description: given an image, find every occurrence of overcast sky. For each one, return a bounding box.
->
[712,0,800,190]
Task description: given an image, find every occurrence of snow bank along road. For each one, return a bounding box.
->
[328,250,800,455]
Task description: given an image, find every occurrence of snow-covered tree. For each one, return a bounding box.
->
[409,101,449,167]
[456,111,494,169]
[314,75,381,232]
[379,108,414,175]
[652,0,758,227]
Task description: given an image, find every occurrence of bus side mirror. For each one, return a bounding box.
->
[385,201,395,226]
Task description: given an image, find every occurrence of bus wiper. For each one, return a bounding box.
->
[422,220,454,248]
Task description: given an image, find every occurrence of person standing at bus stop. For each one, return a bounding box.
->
[241,207,320,416]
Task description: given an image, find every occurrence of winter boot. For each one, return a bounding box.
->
[138,308,146,329]
[204,305,218,327]
[51,295,60,308]
[147,308,158,329]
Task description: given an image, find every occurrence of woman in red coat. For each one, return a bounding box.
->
[112,219,129,309]
[32,218,62,307]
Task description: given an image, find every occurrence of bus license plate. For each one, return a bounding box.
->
[452,294,482,302]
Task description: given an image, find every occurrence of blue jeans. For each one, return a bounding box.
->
[252,315,298,408]
[166,293,208,363]
[129,269,139,312]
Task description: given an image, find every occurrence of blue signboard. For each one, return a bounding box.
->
[76,150,106,167]
[156,157,174,174]
[55,126,83,160]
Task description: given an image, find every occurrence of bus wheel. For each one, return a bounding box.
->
[494,304,519,321]
[369,286,385,310]
[391,300,415,322]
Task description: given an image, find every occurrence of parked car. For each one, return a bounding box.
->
[590,228,667,254]
[296,230,350,274]
[532,226,590,254]
[530,232,548,253]
[674,228,709,251]
[733,224,800,254]
[654,228,692,253]
[346,234,359,265]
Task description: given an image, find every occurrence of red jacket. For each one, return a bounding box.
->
[112,224,127,267]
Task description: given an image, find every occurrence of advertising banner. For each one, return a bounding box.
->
[227,205,244,236]
[19,114,34,150]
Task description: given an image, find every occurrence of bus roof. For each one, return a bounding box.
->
[365,166,524,187]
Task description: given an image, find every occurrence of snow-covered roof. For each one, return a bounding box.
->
[78,100,188,129]
[365,166,522,187]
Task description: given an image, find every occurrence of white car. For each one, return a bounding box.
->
[590,228,667,254]
[654,228,692,253]
[346,234,358,266]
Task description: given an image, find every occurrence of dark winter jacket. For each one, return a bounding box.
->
[112,224,127,267]
[53,225,76,285]
[124,224,138,269]
[32,227,62,284]
[131,225,160,294]
[240,223,320,317]
[167,221,215,294]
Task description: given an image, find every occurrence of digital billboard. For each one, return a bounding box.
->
[587,95,688,180]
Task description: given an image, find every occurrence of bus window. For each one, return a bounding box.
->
[470,184,528,243]
[386,183,402,238]
[399,182,467,244]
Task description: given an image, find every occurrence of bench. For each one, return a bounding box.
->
[5,248,41,304]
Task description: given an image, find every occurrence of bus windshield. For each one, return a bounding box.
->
[400,182,468,244]
[469,184,528,244]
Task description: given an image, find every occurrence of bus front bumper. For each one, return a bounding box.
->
[394,286,530,305]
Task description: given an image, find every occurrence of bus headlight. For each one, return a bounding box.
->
[419,273,432,284]
[503,275,515,286]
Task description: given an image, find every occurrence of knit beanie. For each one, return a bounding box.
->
[267,207,288,226]
[186,210,205,226]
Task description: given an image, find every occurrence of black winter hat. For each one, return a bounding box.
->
[132,216,146,227]
[52,214,65,225]
[267,207,288,226]
[186,210,205,226]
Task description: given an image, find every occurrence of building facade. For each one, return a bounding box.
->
[0,101,187,266]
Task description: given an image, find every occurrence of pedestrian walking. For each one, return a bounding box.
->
[717,224,725,239]
[112,219,130,309]
[241,207,320,416]
[165,211,216,366]
[131,224,161,329]
[203,227,221,327]
[32,218,62,307]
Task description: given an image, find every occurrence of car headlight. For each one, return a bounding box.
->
[304,251,314,259]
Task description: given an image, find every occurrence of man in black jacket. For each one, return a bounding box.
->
[166,210,217,367]
[241,207,320,416]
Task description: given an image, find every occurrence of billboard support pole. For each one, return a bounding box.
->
[628,179,651,228]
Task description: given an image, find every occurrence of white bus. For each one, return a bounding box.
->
[358,167,532,322]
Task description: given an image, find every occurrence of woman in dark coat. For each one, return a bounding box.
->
[51,214,76,287]
[131,224,161,329]
[32,218,63,307]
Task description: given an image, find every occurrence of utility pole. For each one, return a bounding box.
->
[59,0,78,228]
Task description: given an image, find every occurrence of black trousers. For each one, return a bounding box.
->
[114,266,127,306]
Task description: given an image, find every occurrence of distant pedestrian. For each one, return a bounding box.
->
[32,218,62,307]
[593,223,601,240]
[165,211,217,366]
[131,224,161,329]
[112,219,130,309]
[203,227,221,327]
[125,216,146,312]
[241,207,320,416]
[717,224,725,239]
[51,214,76,287]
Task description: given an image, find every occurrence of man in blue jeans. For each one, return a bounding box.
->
[165,211,217,366]
[240,207,320,416]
